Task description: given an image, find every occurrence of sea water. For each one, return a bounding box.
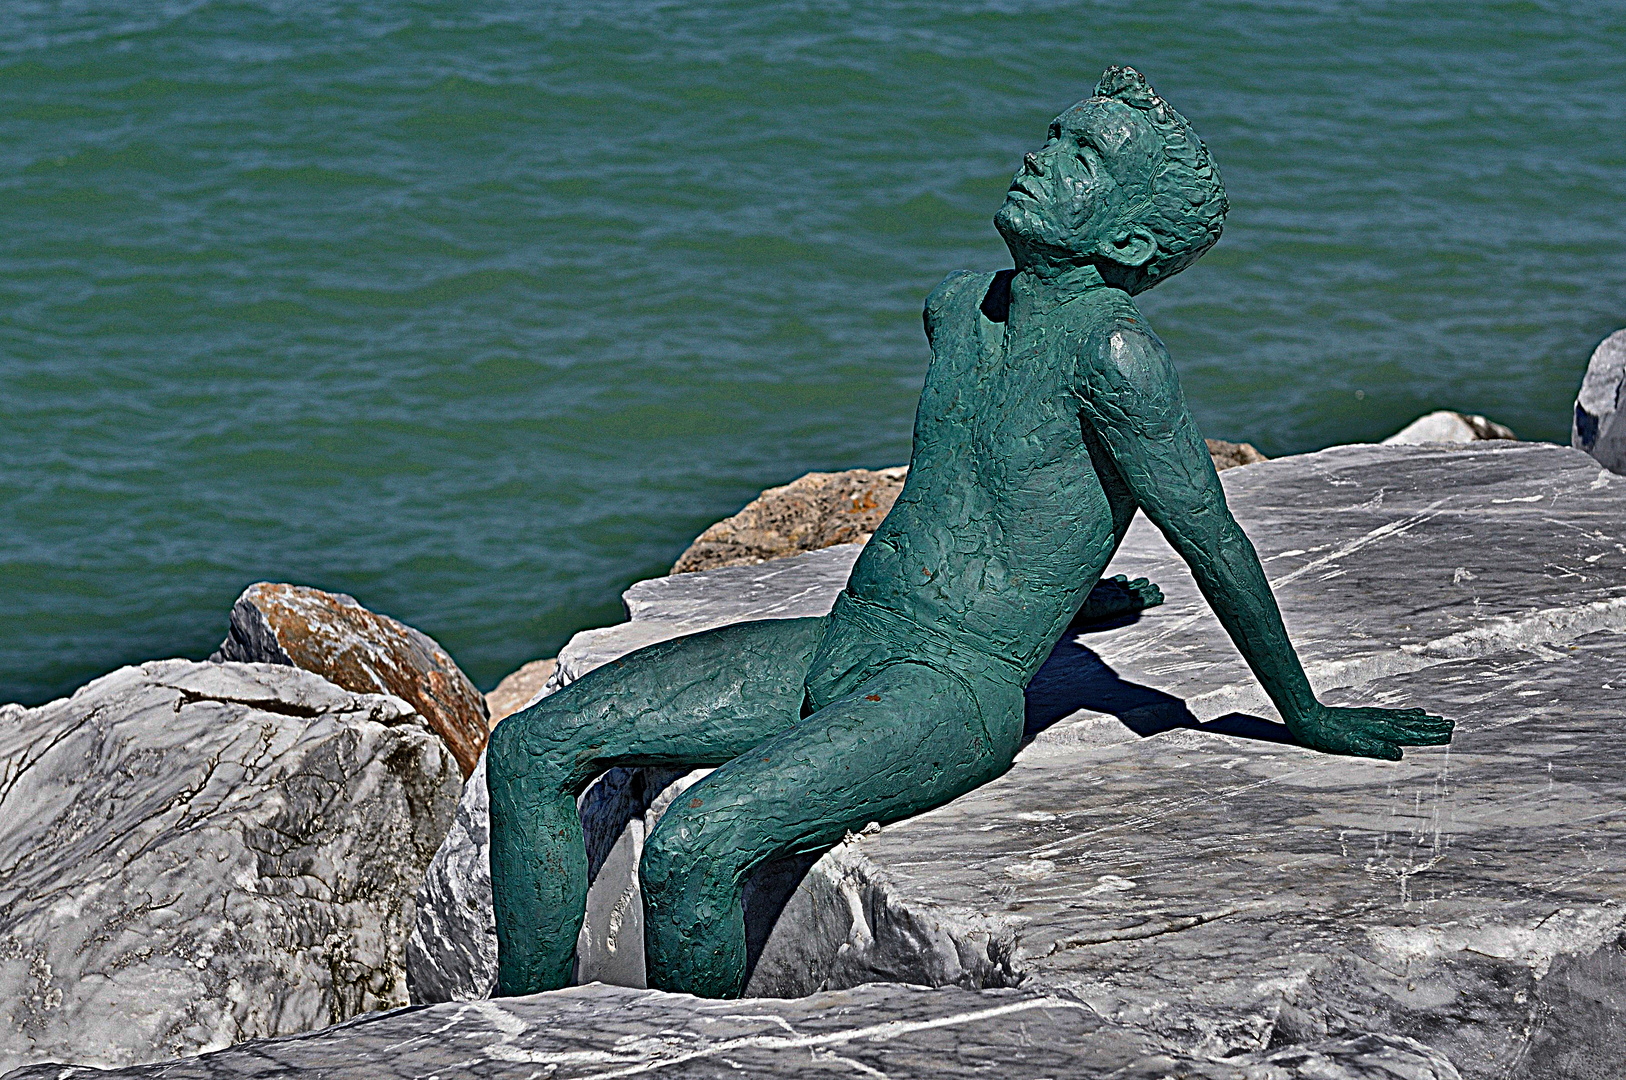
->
[3,1,1623,704]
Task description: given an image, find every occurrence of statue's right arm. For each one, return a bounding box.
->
[1077,322,1452,759]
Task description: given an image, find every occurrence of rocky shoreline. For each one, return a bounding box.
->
[6,382,1626,1079]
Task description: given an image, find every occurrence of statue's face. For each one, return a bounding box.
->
[994,98,1152,271]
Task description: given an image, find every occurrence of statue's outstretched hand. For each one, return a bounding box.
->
[1287,705,1454,761]
[1074,574,1164,624]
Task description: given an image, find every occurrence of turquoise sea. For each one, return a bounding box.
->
[3,1,1623,705]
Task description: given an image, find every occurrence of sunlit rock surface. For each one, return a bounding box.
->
[0,661,462,1075]
[484,658,556,724]
[411,442,1626,1078]
[1,982,1460,1080]
[1381,410,1516,444]
[543,542,861,693]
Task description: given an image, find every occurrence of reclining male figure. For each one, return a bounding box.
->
[488,66,1452,1001]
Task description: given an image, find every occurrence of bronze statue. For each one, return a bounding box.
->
[488,66,1452,1000]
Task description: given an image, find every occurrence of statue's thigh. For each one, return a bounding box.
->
[645,660,1022,879]
[497,615,827,782]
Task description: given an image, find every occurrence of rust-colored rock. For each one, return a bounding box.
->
[671,466,909,574]
[212,582,489,777]
[1204,437,1268,470]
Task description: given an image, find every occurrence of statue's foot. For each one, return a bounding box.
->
[1074,574,1163,624]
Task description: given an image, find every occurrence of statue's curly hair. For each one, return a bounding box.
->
[1093,66,1228,292]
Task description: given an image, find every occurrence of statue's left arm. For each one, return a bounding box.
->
[1078,322,1452,760]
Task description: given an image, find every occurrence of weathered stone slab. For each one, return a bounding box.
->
[213,583,489,777]
[1,982,1460,1080]
[1074,441,1626,726]
[545,543,862,692]
[770,442,1626,1077]
[1574,328,1626,474]
[410,442,1626,1077]
[0,661,463,1075]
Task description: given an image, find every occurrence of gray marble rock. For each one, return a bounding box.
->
[409,442,1626,1078]
[1381,410,1516,444]
[404,750,499,1004]
[1573,328,1626,474]
[0,661,463,1075]
[1,981,1460,1080]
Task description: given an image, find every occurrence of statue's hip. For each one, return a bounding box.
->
[802,591,1027,715]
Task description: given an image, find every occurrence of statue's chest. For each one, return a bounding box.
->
[919,316,1078,458]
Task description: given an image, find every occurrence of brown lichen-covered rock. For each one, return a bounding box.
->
[1204,437,1268,470]
[676,447,1268,575]
[671,466,909,574]
[212,583,488,777]
[485,657,557,726]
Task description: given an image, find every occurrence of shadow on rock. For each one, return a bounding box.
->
[1024,634,1295,748]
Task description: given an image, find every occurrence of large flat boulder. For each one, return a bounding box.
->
[544,542,862,692]
[0,661,463,1074]
[212,583,489,777]
[1,981,1459,1079]
[409,442,1626,1078]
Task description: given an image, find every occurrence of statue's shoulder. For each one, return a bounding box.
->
[923,269,1011,340]
[1077,293,1167,365]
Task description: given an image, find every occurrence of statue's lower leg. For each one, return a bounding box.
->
[487,743,587,994]
[639,659,1025,998]
[487,615,827,997]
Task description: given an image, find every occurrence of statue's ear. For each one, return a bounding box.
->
[1103,225,1157,268]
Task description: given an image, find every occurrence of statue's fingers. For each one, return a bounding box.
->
[1349,737,1403,762]
[1376,711,1453,745]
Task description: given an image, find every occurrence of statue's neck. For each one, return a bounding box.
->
[1008,262,1112,317]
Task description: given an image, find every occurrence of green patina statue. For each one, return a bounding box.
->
[488,66,1452,1000]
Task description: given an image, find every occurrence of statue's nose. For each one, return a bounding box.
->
[1024,152,1042,175]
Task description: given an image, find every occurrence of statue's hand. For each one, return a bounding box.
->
[1287,705,1453,761]
[1074,574,1164,624]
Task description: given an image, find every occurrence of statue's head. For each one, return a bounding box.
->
[994,67,1227,295]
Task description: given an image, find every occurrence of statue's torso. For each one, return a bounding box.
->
[807,269,1137,704]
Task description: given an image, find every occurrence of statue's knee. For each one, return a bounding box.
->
[486,697,574,791]
[639,817,691,903]
[641,807,733,906]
